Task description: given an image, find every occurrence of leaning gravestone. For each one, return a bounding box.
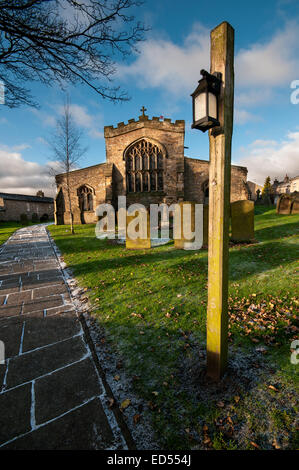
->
[126,210,151,250]
[291,197,299,214]
[231,200,254,242]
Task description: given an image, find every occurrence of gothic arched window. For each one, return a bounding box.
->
[125,140,165,193]
[78,185,94,211]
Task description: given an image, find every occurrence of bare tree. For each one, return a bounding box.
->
[49,97,87,234]
[0,0,147,107]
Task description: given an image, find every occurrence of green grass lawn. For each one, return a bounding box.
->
[48,207,299,450]
[0,221,25,245]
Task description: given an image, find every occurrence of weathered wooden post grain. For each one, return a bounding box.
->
[207,22,234,380]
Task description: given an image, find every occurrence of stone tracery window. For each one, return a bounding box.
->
[78,185,94,211]
[125,139,164,193]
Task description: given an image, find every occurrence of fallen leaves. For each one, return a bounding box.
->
[250,441,260,450]
[251,338,260,343]
[272,439,281,449]
[120,399,131,410]
[148,401,158,411]
[228,295,299,345]
[202,424,212,447]
[268,384,279,392]
[108,397,115,408]
[217,401,225,408]
[131,312,143,319]
[133,414,141,424]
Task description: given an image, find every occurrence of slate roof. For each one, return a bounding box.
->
[0,192,54,203]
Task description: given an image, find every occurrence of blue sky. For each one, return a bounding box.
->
[0,0,299,195]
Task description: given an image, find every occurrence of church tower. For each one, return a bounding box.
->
[104,108,185,207]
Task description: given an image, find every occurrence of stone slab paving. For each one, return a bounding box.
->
[0,225,129,450]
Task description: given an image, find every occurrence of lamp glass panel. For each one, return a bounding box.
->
[194,92,206,121]
[208,92,217,119]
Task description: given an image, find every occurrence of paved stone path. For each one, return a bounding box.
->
[0,225,129,450]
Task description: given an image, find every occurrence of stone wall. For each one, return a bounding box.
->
[55,163,111,224]
[230,165,249,202]
[247,181,263,201]
[0,199,54,222]
[104,115,185,207]
[55,114,249,225]
[184,158,207,203]
[184,157,248,203]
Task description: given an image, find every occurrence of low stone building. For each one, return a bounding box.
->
[246,181,263,201]
[272,175,299,195]
[0,191,54,222]
[55,112,250,225]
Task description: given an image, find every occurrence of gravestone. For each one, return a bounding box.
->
[172,203,208,248]
[277,195,292,215]
[291,198,299,214]
[126,210,151,250]
[174,201,196,250]
[277,193,299,215]
[231,200,254,242]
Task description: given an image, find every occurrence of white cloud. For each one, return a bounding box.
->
[235,22,298,88]
[30,108,56,127]
[68,104,103,139]
[36,136,48,145]
[117,23,210,95]
[236,131,299,184]
[235,89,273,108]
[0,147,55,196]
[12,143,32,152]
[235,109,262,125]
[118,21,299,112]
[32,103,103,139]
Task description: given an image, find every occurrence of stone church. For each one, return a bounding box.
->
[55,111,249,225]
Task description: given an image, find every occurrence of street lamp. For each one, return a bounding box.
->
[191,69,221,132]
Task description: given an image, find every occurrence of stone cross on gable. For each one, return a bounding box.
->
[140,105,147,116]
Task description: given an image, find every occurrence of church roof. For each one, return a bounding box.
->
[184,156,247,171]
[55,162,107,178]
[0,192,53,203]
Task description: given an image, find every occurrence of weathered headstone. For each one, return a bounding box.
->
[291,198,299,214]
[173,201,203,250]
[230,200,254,242]
[277,193,299,215]
[174,201,195,249]
[277,195,292,214]
[126,210,151,249]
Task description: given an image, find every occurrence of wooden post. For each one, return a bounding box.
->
[207,22,234,380]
